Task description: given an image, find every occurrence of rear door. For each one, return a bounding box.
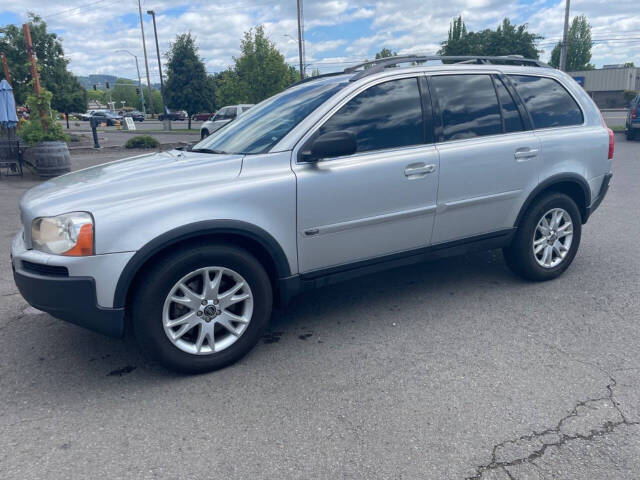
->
[430,73,540,244]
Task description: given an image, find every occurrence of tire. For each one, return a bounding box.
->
[504,192,582,281]
[132,243,273,373]
[627,127,636,141]
[201,129,209,139]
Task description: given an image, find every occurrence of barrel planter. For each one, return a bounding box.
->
[23,141,71,177]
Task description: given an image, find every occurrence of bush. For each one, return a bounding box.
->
[124,135,160,149]
[18,89,70,145]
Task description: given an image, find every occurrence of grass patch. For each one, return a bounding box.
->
[610,125,625,133]
[124,135,160,149]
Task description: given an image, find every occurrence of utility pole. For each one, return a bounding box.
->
[1,52,11,86]
[559,0,571,71]
[147,10,165,111]
[296,0,305,80]
[137,0,154,117]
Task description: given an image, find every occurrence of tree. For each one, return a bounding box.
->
[234,25,295,104]
[143,89,164,116]
[439,17,541,59]
[375,48,397,59]
[53,72,87,128]
[213,69,246,107]
[163,33,214,129]
[0,13,87,110]
[111,78,140,111]
[550,15,594,71]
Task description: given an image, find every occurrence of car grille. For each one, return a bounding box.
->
[21,260,69,277]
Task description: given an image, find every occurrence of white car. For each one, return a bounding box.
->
[200,104,253,138]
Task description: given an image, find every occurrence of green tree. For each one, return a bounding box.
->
[439,17,541,59]
[234,25,295,103]
[143,89,164,115]
[213,69,246,107]
[375,48,397,59]
[550,15,594,71]
[111,78,140,111]
[163,33,213,128]
[0,13,87,109]
[53,72,88,128]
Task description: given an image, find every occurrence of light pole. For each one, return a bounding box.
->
[116,49,146,115]
[296,0,305,80]
[137,0,154,117]
[284,34,306,79]
[146,10,166,115]
[559,0,571,71]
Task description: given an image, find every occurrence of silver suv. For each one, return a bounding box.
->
[12,56,613,373]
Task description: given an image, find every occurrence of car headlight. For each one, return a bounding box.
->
[31,212,94,256]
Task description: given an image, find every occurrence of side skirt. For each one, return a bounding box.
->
[277,228,515,305]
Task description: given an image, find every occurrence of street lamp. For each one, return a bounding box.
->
[115,49,146,115]
[146,10,166,115]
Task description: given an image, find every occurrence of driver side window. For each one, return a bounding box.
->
[316,77,424,154]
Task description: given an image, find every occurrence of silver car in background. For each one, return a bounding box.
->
[12,55,613,373]
[200,104,254,138]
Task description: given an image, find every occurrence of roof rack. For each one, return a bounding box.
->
[289,55,550,88]
[345,55,550,81]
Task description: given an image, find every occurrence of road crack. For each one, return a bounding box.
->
[466,367,639,479]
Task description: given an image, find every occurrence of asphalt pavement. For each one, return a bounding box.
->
[1,136,639,479]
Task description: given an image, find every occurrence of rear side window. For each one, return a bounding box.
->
[317,77,424,153]
[431,74,502,141]
[509,75,583,129]
[494,77,524,133]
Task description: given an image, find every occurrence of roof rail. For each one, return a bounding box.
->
[345,55,550,81]
[290,70,349,87]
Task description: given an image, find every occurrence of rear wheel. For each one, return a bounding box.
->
[132,244,272,373]
[504,192,582,281]
[627,126,636,141]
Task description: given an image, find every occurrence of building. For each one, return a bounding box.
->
[570,66,640,108]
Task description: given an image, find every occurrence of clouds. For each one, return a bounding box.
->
[1,0,638,80]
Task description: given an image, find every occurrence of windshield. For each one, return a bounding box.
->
[193,79,347,154]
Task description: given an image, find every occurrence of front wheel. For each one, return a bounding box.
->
[200,129,209,139]
[504,192,582,281]
[132,244,273,373]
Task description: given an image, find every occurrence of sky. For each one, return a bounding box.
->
[1,0,639,83]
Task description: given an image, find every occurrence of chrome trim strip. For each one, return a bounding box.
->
[439,189,523,212]
[304,204,437,236]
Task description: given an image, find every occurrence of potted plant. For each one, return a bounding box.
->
[19,89,71,177]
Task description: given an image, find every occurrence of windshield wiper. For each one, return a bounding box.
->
[190,147,228,154]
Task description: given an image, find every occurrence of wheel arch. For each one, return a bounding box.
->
[113,220,291,310]
[515,174,591,227]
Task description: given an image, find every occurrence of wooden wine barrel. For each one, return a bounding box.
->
[23,141,71,177]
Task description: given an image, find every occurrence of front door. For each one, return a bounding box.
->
[294,76,440,273]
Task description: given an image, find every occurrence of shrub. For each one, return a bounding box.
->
[124,135,160,149]
[18,89,70,145]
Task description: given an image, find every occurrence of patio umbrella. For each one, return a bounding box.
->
[0,79,19,128]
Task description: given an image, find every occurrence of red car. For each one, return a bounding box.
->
[192,112,215,121]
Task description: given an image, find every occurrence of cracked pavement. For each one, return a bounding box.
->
[1,138,640,479]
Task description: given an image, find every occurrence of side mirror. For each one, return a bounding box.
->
[306,131,357,161]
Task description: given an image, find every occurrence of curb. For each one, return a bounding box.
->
[69,141,191,154]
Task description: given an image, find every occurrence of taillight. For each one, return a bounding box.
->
[607,128,614,160]
[632,107,638,119]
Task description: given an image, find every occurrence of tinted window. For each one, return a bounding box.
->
[509,75,583,129]
[431,74,502,141]
[317,78,423,153]
[494,77,524,133]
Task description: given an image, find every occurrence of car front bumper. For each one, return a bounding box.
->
[11,231,132,338]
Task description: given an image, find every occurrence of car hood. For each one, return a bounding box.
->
[20,149,244,224]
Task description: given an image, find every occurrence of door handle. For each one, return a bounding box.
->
[404,163,436,178]
[514,148,539,160]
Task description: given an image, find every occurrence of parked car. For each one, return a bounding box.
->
[192,112,214,122]
[625,95,640,140]
[159,110,187,121]
[12,56,613,373]
[123,111,145,122]
[78,109,106,121]
[200,104,253,138]
[90,111,123,126]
